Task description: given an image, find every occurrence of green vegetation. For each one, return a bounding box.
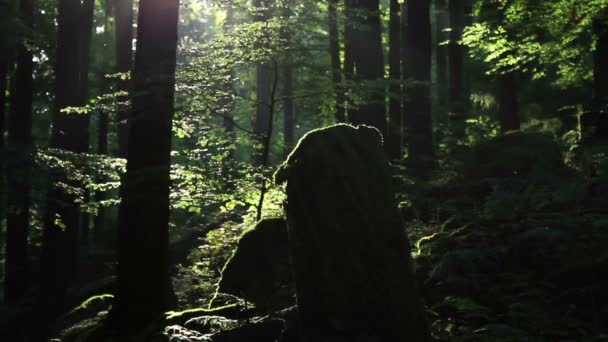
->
[0,0,607,340]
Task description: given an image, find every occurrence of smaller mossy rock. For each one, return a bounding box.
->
[465,132,567,179]
[275,124,430,341]
[212,218,294,312]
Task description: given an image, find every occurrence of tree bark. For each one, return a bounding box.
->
[0,62,6,150]
[40,0,85,321]
[497,72,520,133]
[593,11,608,104]
[435,0,449,120]
[79,0,95,247]
[329,0,345,123]
[114,0,134,158]
[405,0,434,177]
[5,0,33,303]
[94,0,113,240]
[253,0,273,165]
[387,0,402,160]
[448,0,466,137]
[349,0,386,135]
[282,65,294,157]
[110,0,180,332]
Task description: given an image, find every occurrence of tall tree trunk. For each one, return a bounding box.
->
[114,0,134,158]
[253,0,273,166]
[39,0,85,322]
[110,0,179,332]
[281,4,295,157]
[400,1,408,146]
[329,0,345,123]
[282,64,294,157]
[387,0,402,160]
[79,0,95,247]
[343,0,354,117]
[349,0,386,135]
[497,72,520,133]
[94,0,113,240]
[448,0,465,137]
[222,6,236,155]
[5,0,33,303]
[435,0,448,120]
[405,0,433,177]
[0,62,6,150]
[593,11,608,104]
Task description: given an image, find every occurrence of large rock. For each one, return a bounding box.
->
[212,218,294,312]
[275,124,430,341]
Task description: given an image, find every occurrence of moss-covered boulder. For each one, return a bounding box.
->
[275,124,430,341]
[212,218,294,312]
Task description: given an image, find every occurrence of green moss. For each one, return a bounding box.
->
[275,124,431,341]
[211,218,293,312]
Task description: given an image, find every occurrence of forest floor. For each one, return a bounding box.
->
[4,131,608,341]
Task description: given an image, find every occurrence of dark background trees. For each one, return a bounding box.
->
[0,0,607,340]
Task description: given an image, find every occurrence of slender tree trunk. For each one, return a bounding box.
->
[94,0,113,240]
[387,0,402,160]
[0,61,6,255]
[282,64,294,157]
[110,0,179,332]
[281,4,295,157]
[114,0,134,158]
[329,0,345,123]
[448,0,465,137]
[0,62,6,150]
[435,0,448,120]
[5,0,33,303]
[79,0,95,247]
[349,0,386,135]
[593,11,608,104]
[400,1,408,145]
[497,72,520,133]
[39,0,84,323]
[253,0,273,166]
[222,6,236,154]
[405,0,433,177]
[343,0,354,117]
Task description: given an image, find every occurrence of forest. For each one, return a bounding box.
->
[0,0,607,340]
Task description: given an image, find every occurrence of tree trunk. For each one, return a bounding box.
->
[448,0,465,137]
[497,72,520,133]
[282,65,294,157]
[387,0,402,160]
[222,6,236,156]
[329,0,345,123]
[349,0,386,135]
[4,0,33,303]
[275,124,431,341]
[114,0,134,158]
[343,0,354,117]
[94,0,113,240]
[79,0,95,247]
[435,0,449,121]
[40,0,85,321]
[253,0,272,165]
[0,62,6,150]
[405,0,434,177]
[593,11,608,104]
[110,0,179,332]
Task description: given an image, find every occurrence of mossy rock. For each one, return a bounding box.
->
[465,132,567,179]
[212,218,294,312]
[275,124,430,341]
